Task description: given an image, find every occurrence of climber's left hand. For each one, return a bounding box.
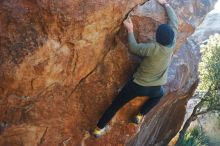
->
[123,18,133,33]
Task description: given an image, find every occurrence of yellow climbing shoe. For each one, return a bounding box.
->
[133,113,144,124]
[92,127,106,138]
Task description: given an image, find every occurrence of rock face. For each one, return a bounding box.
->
[169,8,220,146]
[0,0,216,146]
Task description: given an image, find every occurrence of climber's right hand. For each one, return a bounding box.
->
[157,0,167,5]
[123,18,133,33]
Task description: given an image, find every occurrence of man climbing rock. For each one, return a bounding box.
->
[93,0,179,138]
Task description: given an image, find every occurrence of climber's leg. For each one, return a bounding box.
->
[133,86,164,124]
[140,86,164,115]
[96,80,138,129]
[93,80,140,138]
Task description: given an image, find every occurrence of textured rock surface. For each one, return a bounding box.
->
[168,7,220,146]
[0,0,217,146]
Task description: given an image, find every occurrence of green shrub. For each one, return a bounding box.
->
[217,116,220,128]
[177,126,210,146]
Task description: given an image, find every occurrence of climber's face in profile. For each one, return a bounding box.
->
[156,24,174,46]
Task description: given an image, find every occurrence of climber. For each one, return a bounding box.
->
[93,0,179,138]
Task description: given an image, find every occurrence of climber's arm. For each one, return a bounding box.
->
[123,18,157,56]
[157,0,179,34]
[164,3,179,33]
[128,32,157,56]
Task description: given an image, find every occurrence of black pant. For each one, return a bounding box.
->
[97,80,164,129]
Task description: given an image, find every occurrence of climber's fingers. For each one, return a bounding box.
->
[123,18,132,26]
[127,17,132,23]
[157,0,167,5]
[123,19,129,26]
[123,17,133,32]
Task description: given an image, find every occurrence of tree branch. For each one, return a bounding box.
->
[195,107,220,116]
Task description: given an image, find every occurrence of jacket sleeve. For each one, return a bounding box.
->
[128,32,158,57]
[164,4,179,35]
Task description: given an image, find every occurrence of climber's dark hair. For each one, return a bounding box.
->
[156,24,174,46]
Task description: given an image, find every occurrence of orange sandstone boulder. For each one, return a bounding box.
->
[0,0,217,146]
